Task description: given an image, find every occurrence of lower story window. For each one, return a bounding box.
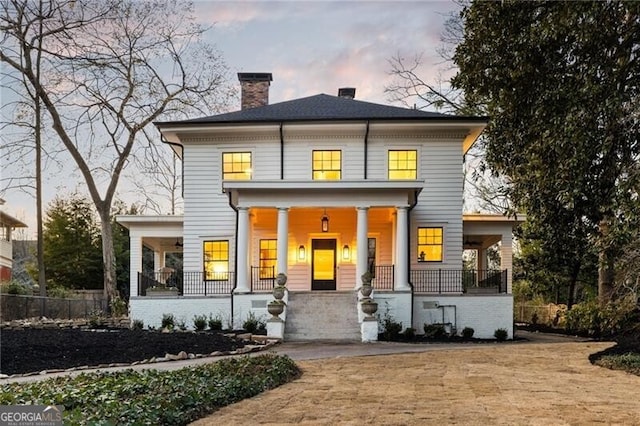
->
[417,227,443,262]
[259,239,277,278]
[203,240,229,280]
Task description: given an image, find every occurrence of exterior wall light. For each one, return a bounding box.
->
[342,244,350,260]
[298,245,306,261]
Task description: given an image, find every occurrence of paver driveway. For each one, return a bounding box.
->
[192,340,640,425]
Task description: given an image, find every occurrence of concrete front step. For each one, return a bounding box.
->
[285,291,361,341]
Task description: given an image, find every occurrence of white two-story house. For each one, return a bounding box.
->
[117,73,519,340]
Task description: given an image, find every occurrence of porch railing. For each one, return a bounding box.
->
[251,266,276,292]
[410,269,507,294]
[371,265,394,290]
[138,272,234,296]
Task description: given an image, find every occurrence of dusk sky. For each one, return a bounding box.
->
[2,0,461,235]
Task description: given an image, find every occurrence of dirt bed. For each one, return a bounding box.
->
[193,341,640,425]
[0,328,244,375]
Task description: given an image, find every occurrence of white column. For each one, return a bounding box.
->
[153,251,161,271]
[235,207,250,293]
[356,207,369,288]
[394,206,410,290]
[478,247,488,271]
[130,235,142,297]
[277,208,289,276]
[500,230,513,293]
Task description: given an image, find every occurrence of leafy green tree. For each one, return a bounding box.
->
[453,1,640,303]
[43,194,103,290]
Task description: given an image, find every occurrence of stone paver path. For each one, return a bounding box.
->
[192,341,640,425]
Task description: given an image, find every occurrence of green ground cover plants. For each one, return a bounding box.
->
[0,354,300,425]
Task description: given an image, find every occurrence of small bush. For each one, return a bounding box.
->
[109,296,127,317]
[0,354,301,424]
[378,303,403,341]
[595,352,640,375]
[1,280,30,295]
[208,314,223,331]
[494,328,508,341]
[193,315,207,331]
[161,313,175,330]
[131,319,144,330]
[88,310,105,328]
[461,327,475,339]
[243,311,266,333]
[424,323,447,339]
[176,318,187,331]
[403,327,416,340]
[564,296,636,337]
[47,285,74,299]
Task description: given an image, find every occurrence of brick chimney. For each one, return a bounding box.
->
[338,87,356,99]
[238,72,273,110]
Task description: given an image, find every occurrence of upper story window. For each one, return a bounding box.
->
[203,240,229,280]
[388,150,417,179]
[313,150,341,180]
[417,227,443,262]
[222,152,252,180]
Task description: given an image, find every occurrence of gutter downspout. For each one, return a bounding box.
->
[227,191,239,327]
[279,123,284,180]
[407,190,419,330]
[364,121,370,179]
[160,135,184,199]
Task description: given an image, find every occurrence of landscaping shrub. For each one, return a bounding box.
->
[423,323,447,339]
[161,313,175,330]
[461,327,475,339]
[494,328,508,341]
[176,318,188,331]
[208,315,223,331]
[193,315,207,331]
[378,306,402,341]
[243,312,266,333]
[131,319,144,330]
[109,296,127,317]
[0,280,30,295]
[564,296,636,337]
[403,327,416,341]
[594,352,640,376]
[0,354,300,425]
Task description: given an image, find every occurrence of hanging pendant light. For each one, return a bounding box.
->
[321,208,329,232]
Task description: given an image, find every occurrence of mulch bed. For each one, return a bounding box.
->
[0,328,245,375]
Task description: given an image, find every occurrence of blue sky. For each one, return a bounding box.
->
[2,0,460,234]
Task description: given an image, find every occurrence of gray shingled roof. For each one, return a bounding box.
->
[156,94,486,126]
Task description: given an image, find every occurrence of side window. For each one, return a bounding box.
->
[203,240,229,279]
[367,237,376,276]
[222,152,252,180]
[388,150,417,179]
[417,227,443,262]
[312,150,341,180]
[259,239,277,278]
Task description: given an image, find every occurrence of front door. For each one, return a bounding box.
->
[311,239,336,290]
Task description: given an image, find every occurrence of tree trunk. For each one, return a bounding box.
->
[598,251,615,305]
[98,210,118,303]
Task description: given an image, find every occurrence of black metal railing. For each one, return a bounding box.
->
[371,265,394,290]
[410,269,507,294]
[251,265,276,292]
[138,272,234,296]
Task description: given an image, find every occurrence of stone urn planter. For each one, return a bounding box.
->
[360,298,378,316]
[267,300,286,319]
[273,285,286,300]
[360,284,373,297]
[276,272,288,286]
